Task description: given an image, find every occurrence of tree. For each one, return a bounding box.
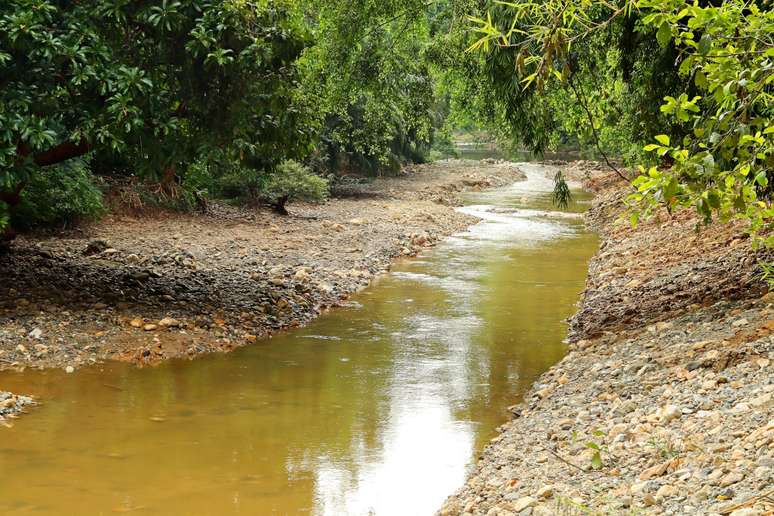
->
[299,0,441,175]
[1,0,314,236]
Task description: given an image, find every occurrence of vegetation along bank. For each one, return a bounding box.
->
[0,161,524,372]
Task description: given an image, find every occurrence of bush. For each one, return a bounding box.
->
[12,158,104,229]
[262,160,329,214]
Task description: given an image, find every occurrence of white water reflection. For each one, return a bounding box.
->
[307,164,592,515]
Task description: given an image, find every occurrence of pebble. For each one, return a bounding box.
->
[158,317,180,328]
[511,497,537,512]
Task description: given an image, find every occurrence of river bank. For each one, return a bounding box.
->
[440,164,774,515]
[0,159,525,373]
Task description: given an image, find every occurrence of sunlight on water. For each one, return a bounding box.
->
[0,164,597,515]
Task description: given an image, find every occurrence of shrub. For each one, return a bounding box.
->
[262,160,329,214]
[12,158,104,229]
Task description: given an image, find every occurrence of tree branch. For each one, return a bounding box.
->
[567,74,630,184]
[32,140,91,167]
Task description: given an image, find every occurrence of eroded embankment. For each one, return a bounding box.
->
[440,163,773,516]
[0,160,525,374]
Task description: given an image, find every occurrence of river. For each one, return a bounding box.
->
[0,163,597,515]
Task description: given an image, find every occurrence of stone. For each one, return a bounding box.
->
[294,268,311,282]
[28,328,43,339]
[719,471,744,487]
[730,509,761,516]
[660,404,682,423]
[130,318,143,328]
[639,461,670,480]
[65,366,74,374]
[84,239,109,255]
[158,317,180,328]
[143,324,158,331]
[511,497,537,512]
[536,486,553,499]
[655,484,677,499]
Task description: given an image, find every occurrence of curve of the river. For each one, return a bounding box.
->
[0,163,597,515]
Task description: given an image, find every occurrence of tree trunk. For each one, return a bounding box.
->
[272,195,290,215]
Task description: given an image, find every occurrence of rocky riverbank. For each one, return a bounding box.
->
[0,391,34,426]
[440,164,773,515]
[0,160,525,373]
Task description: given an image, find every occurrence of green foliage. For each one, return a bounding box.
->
[262,160,329,209]
[552,172,572,210]
[1,0,314,231]
[627,0,774,246]
[12,158,104,229]
[0,201,9,230]
[468,0,774,246]
[300,0,443,175]
[759,262,774,291]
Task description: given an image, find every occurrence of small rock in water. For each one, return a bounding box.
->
[65,366,74,374]
[143,324,158,331]
[28,328,43,339]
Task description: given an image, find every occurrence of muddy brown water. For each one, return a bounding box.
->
[0,164,597,515]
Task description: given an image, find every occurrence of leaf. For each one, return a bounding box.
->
[590,451,603,470]
[655,134,670,146]
[663,176,678,200]
[698,34,712,55]
[707,190,721,209]
[656,22,672,48]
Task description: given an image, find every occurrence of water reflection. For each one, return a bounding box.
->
[0,164,597,515]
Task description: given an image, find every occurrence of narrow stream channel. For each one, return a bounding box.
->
[0,163,597,515]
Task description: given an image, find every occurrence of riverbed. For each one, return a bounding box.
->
[0,163,597,515]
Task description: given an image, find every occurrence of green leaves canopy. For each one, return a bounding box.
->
[1,0,313,187]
